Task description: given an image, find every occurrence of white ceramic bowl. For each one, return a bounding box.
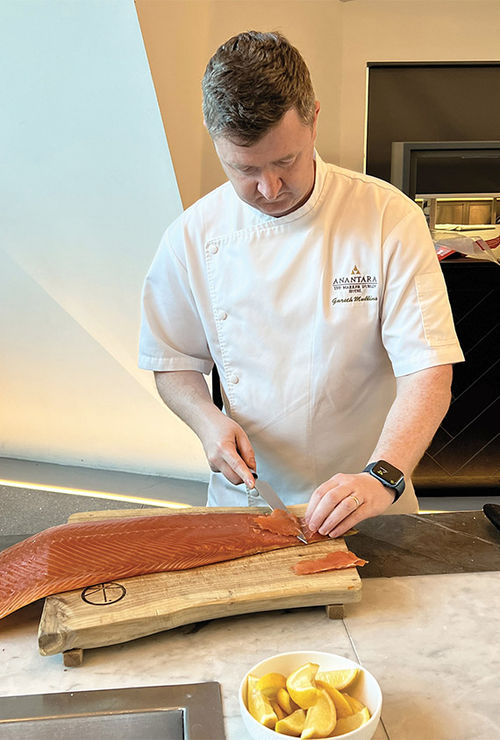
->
[239,651,382,740]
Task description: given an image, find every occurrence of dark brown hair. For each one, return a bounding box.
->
[202,31,316,145]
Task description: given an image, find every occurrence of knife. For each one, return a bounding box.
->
[246,475,308,544]
[483,503,500,532]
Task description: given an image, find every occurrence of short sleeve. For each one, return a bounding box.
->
[138,229,214,374]
[380,205,464,376]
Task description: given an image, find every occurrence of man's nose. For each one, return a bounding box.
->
[256,171,282,200]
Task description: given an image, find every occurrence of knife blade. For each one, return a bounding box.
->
[483,503,500,532]
[247,477,308,544]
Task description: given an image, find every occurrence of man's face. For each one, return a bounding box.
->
[213,104,320,218]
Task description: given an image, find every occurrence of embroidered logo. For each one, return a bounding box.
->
[331,265,378,306]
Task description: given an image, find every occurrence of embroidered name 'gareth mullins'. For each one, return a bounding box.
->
[331,265,378,306]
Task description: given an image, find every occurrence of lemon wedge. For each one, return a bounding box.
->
[257,672,288,700]
[277,687,300,715]
[246,674,277,729]
[343,693,365,714]
[271,699,287,720]
[315,682,353,719]
[286,662,320,709]
[332,706,371,736]
[315,668,359,692]
[301,688,336,739]
[275,708,306,737]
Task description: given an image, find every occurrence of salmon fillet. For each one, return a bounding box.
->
[0,510,322,620]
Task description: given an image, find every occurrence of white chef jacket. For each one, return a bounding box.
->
[139,154,464,512]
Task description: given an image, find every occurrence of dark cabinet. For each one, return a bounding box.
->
[413,258,500,493]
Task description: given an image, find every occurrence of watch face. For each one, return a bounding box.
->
[372,461,403,486]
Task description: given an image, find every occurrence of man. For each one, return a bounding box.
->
[138,31,464,538]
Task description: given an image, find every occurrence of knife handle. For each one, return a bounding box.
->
[246,484,266,508]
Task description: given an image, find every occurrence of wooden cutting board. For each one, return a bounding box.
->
[38,505,362,660]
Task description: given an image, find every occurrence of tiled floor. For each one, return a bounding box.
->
[1,456,499,539]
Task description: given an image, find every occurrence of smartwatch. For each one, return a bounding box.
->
[363,460,405,502]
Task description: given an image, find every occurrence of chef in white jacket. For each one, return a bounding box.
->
[138,31,464,538]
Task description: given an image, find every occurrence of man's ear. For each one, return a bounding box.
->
[312,100,320,138]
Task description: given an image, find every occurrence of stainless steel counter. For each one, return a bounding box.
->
[0,683,225,739]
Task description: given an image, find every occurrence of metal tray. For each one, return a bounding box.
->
[0,682,225,739]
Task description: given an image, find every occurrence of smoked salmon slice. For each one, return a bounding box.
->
[254,507,313,537]
[292,550,368,575]
[0,510,323,620]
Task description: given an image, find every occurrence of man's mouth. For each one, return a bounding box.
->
[258,194,290,204]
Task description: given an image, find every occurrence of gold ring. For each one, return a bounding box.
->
[350,495,361,509]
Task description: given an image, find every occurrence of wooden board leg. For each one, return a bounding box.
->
[63,648,84,667]
[325,604,344,620]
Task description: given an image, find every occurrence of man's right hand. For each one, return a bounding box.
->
[154,369,256,489]
[198,413,257,488]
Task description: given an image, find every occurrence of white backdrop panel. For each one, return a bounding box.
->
[0,0,209,480]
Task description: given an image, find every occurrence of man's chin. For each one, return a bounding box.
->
[253,197,296,217]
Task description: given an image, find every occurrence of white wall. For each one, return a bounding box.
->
[0,0,209,479]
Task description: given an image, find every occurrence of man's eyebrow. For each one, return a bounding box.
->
[272,153,296,164]
[230,161,257,170]
[229,153,297,170]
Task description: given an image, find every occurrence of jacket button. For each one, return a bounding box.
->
[209,244,218,254]
[230,374,239,384]
[218,310,228,320]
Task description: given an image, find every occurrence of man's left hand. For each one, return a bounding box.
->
[304,472,395,538]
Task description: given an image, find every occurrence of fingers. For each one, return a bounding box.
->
[210,446,254,487]
[305,476,353,531]
[304,478,341,522]
[304,486,326,522]
[235,429,257,480]
[205,421,256,488]
[305,472,396,538]
[228,449,255,488]
[314,494,364,537]
[324,505,365,539]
